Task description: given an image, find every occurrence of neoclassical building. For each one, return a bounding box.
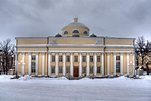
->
[15,18,135,77]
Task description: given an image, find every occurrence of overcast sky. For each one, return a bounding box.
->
[0,0,151,44]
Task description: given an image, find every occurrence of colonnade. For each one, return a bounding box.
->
[15,52,135,77]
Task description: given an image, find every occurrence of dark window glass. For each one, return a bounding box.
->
[31,55,36,60]
[52,56,55,62]
[59,56,62,62]
[31,62,36,73]
[66,67,70,74]
[97,67,101,73]
[83,31,87,34]
[116,62,120,73]
[72,30,79,33]
[97,56,100,62]
[74,56,78,62]
[64,31,68,34]
[82,56,86,62]
[51,66,55,73]
[66,56,70,62]
[90,67,93,73]
[116,56,120,60]
[59,67,62,73]
[90,56,93,62]
[82,67,86,73]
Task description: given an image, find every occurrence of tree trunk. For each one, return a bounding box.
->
[146,62,150,75]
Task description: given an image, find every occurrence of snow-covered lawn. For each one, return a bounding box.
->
[0,75,151,101]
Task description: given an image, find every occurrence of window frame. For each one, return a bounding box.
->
[82,56,86,62]
[74,56,78,62]
[52,55,55,62]
[90,56,93,62]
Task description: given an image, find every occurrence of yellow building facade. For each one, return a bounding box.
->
[15,18,135,77]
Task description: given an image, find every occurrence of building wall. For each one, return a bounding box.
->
[15,37,135,77]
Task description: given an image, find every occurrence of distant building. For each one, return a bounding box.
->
[15,18,135,77]
[0,49,2,73]
[148,43,151,71]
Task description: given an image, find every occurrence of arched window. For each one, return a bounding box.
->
[72,30,79,33]
[64,31,68,34]
[83,31,87,34]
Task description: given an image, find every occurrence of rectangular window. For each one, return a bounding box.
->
[31,62,36,73]
[90,67,93,73]
[66,56,70,62]
[59,56,62,62]
[116,62,120,73]
[52,55,55,62]
[51,66,55,73]
[31,55,36,60]
[82,67,86,73]
[97,56,100,62]
[97,67,101,73]
[59,67,62,73]
[74,56,78,62]
[90,56,93,62]
[66,67,70,74]
[82,56,86,62]
[116,56,120,60]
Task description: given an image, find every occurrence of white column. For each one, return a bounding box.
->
[107,53,110,76]
[22,52,25,75]
[36,52,38,76]
[28,52,31,75]
[86,53,90,76]
[101,53,104,76]
[94,53,97,77]
[114,53,116,76]
[42,52,45,76]
[63,53,66,76]
[79,53,82,77]
[55,53,59,76]
[132,53,135,76]
[70,53,73,76]
[15,52,18,74]
[127,53,130,75]
[120,53,123,75]
[48,53,51,76]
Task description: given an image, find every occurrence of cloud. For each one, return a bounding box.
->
[0,0,151,44]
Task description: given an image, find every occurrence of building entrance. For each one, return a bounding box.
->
[74,66,79,77]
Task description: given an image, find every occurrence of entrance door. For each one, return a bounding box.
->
[74,66,79,77]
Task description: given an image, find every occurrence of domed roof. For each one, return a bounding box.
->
[55,33,62,37]
[90,33,97,37]
[62,18,90,31]
[62,18,90,37]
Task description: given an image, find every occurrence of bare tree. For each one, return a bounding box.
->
[0,39,14,74]
[135,36,150,75]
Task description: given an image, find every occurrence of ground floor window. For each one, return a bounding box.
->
[66,67,70,73]
[59,67,62,73]
[116,62,120,73]
[90,66,93,73]
[97,67,101,73]
[31,62,35,73]
[82,67,86,74]
[51,66,55,73]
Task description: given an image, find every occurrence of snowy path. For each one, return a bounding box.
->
[0,76,151,101]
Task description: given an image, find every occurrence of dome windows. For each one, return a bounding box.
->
[64,31,68,34]
[83,31,88,34]
[72,30,79,33]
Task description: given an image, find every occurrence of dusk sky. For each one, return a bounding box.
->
[0,0,151,44]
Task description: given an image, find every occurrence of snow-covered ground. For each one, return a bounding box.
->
[0,75,151,101]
